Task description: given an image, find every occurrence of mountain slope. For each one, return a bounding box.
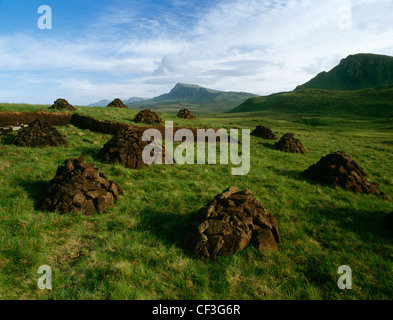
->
[127,83,257,113]
[88,97,147,107]
[296,53,393,91]
[228,85,393,117]
[88,99,111,107]
[123,97,148,104]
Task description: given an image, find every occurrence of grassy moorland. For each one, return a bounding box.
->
[0,104,392,300]
[229,85,393,118]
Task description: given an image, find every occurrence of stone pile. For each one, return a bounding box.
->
[40,155,123,214]
[275,133,306,154]
[99,128,168,169]
[303,151,379,194]
[177,108,197,119]
[107,99,128,109]
[134,109,163,125]
[251,125,277,140]
[187,186,281,259]
[49,98,76,111]
[11,119,67,147]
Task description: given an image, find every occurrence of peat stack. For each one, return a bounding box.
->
[50,98,76,111]
[177,108,197,120]
[99,128,168,169]
[40,155,123,214]
[251,125,277,140]
[303,151,379,194]
[134,109,163,125]
[275,133,306,154]
[187,186,281,259]
[12,119,67,147]
[107,99,128,109]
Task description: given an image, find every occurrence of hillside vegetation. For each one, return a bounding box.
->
[228,86,393,118]
[296,53,393,91]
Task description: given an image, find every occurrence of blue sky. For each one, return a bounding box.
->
[0,0,393,105]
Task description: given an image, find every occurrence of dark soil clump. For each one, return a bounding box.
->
[99,128,168,169]
[303,151,379,193]
[12,119,67,147]
[134,109,163,125]
[40,155,123,214]
[251,125,277,140]
[275,133,306,154]
[177,108,197,119]
[187,186,281,259]
[49,98,76,111]
[107,99,128,109]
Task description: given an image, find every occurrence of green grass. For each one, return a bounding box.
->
[0,105,393,300]
[0,103,66,113]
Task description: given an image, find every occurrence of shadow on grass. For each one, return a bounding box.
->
[18,179,49,210]
[271,167,305,181]
[74,145,102,162]
[309,206,393,243]
[0,132,17,145]
[137,209,195,256]
[259,142,277,150]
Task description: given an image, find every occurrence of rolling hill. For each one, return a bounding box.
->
[126,83,257,114]
[228,85,393,117]
[296,53,393,91]
[229,53,393,117]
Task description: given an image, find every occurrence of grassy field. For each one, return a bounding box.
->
[0,104,393,300]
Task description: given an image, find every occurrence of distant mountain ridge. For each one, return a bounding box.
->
[124,97,148,104]
[150,83,221,102]
[88,99,111,107]
[88,97,147,107]
[127,83,258,113]
[296,53,393,91]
